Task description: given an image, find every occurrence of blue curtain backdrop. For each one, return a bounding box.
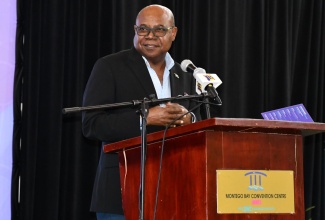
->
[13,0,324,219]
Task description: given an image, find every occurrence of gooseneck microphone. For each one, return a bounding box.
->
[181,59,222,104]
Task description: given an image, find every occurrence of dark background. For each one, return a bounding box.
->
[13,0,324,219]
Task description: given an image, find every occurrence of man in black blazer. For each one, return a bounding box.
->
[82,4,201,220]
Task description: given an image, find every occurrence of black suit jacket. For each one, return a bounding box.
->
[82,47,201,213]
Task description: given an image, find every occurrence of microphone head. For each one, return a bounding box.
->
[181,59,194,72]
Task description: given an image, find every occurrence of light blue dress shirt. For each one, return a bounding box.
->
[142,52,174,99]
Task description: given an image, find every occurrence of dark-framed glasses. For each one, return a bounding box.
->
[134,25,174,37]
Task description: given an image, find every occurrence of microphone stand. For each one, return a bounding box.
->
[62,94,206,220]
[139,98,149,220]
[203,85,222,119]
[203,94,211,119]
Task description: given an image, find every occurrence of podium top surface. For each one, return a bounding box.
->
[104,118,325,153]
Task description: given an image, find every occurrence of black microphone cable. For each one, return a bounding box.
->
[152,100,204,220]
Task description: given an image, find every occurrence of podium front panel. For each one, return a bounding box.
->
[118,129,304,220]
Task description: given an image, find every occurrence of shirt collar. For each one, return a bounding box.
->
[142,52,175,71]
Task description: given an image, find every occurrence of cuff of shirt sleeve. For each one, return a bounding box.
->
[189,112,197,123]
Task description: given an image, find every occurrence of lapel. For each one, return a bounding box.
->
[170,65,184,97]
[126,48,157,97]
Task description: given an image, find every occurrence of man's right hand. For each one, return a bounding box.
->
[146,102,192,127]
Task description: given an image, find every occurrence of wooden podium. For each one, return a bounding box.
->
[104,118,325,220]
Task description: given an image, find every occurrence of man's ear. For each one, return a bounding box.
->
[172,27,178,41]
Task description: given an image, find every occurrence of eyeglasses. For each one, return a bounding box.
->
[134,25,174,37]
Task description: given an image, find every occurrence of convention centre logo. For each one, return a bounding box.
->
[244,171,267,191]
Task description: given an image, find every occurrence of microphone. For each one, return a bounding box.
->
[181,59,222,104]
[181,59,206,74]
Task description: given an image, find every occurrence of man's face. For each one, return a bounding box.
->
[133,7,177,63]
